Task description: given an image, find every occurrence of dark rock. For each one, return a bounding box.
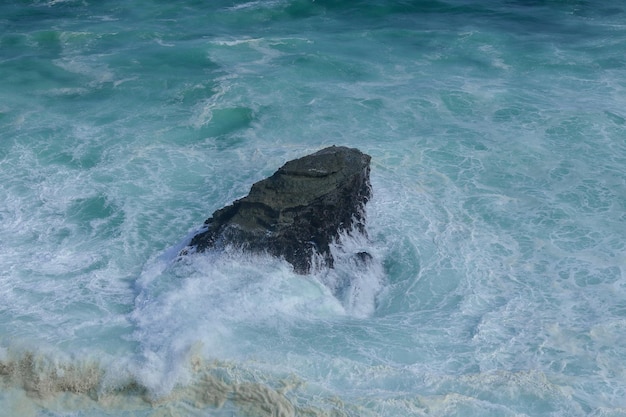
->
[184,145,372,273]
[355,251,373,264]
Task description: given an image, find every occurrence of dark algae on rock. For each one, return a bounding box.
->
[185,146,372,273]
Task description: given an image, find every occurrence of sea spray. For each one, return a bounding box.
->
[319,229,386,318]
[129,243,377,388]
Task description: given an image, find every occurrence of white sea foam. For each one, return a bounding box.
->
[2,1,626,416]
[132,251,332,395]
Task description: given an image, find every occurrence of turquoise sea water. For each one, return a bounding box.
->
[1,1,626,416]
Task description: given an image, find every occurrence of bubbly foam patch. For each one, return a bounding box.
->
[0,347,375,417]
[0,350,102,399]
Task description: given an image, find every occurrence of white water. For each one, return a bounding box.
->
[1,1,626,416]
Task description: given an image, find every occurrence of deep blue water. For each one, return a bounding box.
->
[1,1,626,416]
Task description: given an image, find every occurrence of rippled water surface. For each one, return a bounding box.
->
[1,1,626,416]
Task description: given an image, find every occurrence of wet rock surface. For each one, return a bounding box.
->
[185,145,372,273]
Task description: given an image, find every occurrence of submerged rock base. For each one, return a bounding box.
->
[185,146,372,274]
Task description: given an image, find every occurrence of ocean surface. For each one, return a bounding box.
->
[1,1,626,416]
